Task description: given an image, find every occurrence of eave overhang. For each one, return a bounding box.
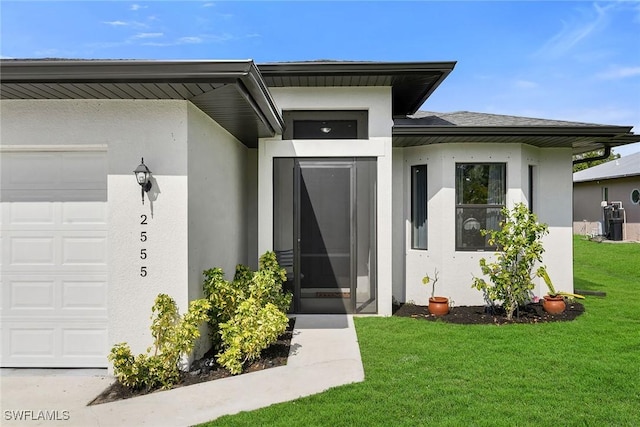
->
[392,124,639,154]
[258,61,457,117]
[0,60,283,147]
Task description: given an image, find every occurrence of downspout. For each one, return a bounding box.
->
[572,145,611,165]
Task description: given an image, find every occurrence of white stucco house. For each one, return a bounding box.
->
[1,59,639,368]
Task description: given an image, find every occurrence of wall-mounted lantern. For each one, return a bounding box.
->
[133,158,152,204]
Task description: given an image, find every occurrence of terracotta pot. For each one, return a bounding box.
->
[542,295,566,314]
[428,297,450,316]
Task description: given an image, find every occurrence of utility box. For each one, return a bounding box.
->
[609,218,624,241]
[603,202,625,241]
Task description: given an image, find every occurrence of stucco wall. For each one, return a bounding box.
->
[398,143,574,307]
[186,103,250,300]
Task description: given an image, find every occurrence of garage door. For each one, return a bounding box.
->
[1,150,108,367]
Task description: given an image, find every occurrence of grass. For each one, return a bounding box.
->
[201,236,640,426]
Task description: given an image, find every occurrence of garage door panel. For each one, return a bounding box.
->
[2,322,107,367]
[1,153,62,188]
[8,202,55,224]
[63,329,107,357]
[62,280,107,310]
[61,152,108,187]
[62,202,108,224]
[62,235,107,265]
[8,327,56,357]
[10,279,55,309]
[9,236,55,265]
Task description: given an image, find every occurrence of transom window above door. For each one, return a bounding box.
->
[283,110,368,140]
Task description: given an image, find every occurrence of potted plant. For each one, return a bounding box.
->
[423,269,449,316]
[537,266,584,314]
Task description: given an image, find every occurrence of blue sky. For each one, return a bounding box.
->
[2,0,640,155]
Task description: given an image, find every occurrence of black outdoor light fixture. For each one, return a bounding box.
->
[134,158,152,204]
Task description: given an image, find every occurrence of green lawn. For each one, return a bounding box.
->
[202,236,640,426]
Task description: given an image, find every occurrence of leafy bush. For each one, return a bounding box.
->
[471,203,549,320]
[108,294,210,390]
[202,251,292,374]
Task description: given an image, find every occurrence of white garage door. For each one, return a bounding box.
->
[1,150,108,367]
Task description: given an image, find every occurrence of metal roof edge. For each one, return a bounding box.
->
[574,172,640,183]
[0,59,256,83]
[257,61,457,75]
[240,62,284,135]
[392,125,635,136]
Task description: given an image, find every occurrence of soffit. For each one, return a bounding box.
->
[0,60,283,147]
[258,61,457,117]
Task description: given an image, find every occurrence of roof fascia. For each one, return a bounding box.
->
[393,125,635,136]
[574,173,640,183]
[257,61,457,75]
[0,60,253,83]
[0,59,283,136]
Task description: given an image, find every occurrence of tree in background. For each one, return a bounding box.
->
[573,149,620,173]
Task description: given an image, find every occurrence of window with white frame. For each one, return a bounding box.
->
[411,164,428,249]
[455,163,506,251]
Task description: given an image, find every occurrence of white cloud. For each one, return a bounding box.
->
[132,32,164,39]
[534,2,615,59]
[597,66,640,80]
[177,36,202,44]
[103,20,128,27]
[130,4,148,11]
[103,20,148,29]
[203,3,215,7]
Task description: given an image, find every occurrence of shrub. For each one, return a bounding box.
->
[202,251,292,374]
[471,203,549,320]
[108,294,210,390]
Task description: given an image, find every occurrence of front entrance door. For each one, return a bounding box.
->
[273,158,377,314]
[295,160,353,313]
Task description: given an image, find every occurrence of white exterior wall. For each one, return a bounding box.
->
[398,143,574,307]
[535,148,574,295]
[186,103,249,300]
[257,87,395,315]
[0,99,250,362]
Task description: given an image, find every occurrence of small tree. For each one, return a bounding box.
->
[471,203,549,320]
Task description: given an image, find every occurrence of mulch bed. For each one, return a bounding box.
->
[90,302,583,405]
[88,318,295,406]
[393,302,584,325]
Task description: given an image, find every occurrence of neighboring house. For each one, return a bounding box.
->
[573,152,640,241]
[1,59,639,368]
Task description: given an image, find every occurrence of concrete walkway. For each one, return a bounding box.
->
[0,315,364,426]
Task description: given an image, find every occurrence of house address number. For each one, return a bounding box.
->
[140,214,148,277]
